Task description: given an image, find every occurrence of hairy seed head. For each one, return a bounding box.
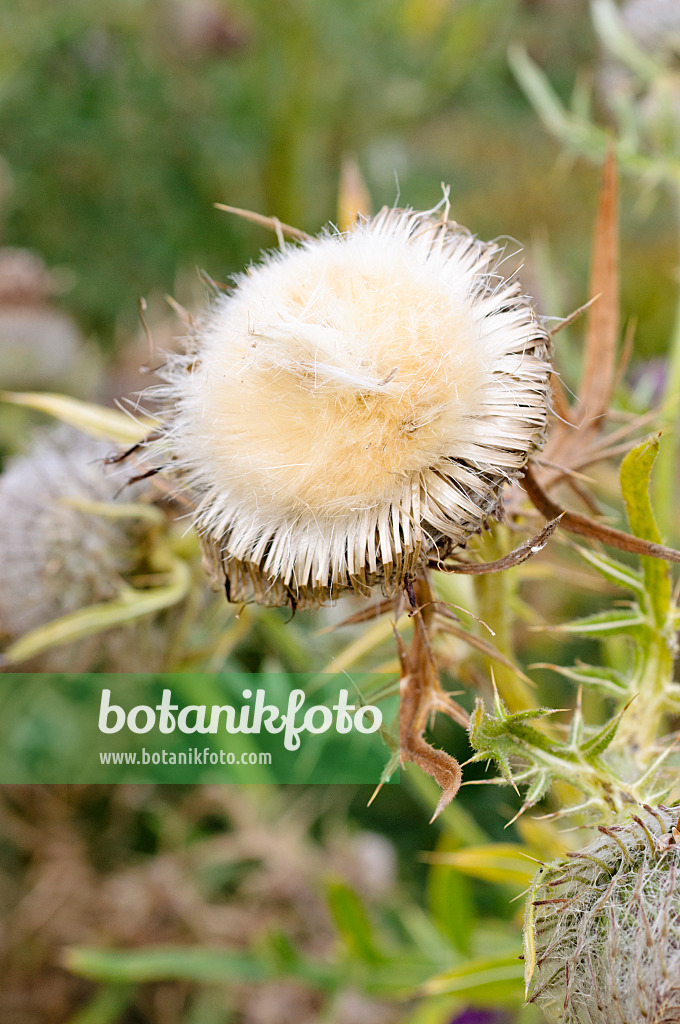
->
[0,427,153,670]
[148,205,551,607]
[526,803,680,1024]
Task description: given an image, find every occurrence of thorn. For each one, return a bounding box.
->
[548,294,599,337]
[367,781,384,808]
[214,203,310,241]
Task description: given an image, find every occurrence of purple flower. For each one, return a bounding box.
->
[450,1009,512,1024]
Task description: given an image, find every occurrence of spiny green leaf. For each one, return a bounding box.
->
[551,608,644,637]
[579,701,632,760]
[470,700,559,754]
[533,661,628,696]
[620,435,672,625]
[467,699,489,742]
[620,435,663,539]
[500,712,571,757]
[522,770,552,811]
[500,707,553,724]
[468,701,575,776]
[499,722,556,754]
[576,546,644,593]
[468,745,515,784]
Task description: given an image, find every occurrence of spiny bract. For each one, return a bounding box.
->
[526,803,680,1024]
[149,205,551,608]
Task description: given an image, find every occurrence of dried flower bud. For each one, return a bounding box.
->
[526,803,680,1023]
[149,206,551,608]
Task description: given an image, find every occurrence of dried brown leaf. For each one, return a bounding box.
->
[580,145,620,423]
[429,516,562,575]
[522,462,680,563]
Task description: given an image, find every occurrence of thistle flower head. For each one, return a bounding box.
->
[0,427,150,669]
[526,803,680,1023]
[150,205,551,607]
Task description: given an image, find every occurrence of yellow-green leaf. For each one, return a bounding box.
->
[425,844,537,888]
[0,391,156,444]
[620,434,671,624]
[422,954,524,1001]
[426,835,474,956]
[1,560,190,665]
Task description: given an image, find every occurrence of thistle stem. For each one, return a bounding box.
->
[472,525,536,712]
[613,625,676,767]
[653,176,680,541]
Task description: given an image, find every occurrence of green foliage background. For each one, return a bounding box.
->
[0,0,675,352]
[1,2,680,1023]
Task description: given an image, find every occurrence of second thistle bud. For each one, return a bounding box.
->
[525,803,680,1024]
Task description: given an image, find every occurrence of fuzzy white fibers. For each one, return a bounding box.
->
[0,428,156,670]
[526,804,680,1024]
[153,206,551,606]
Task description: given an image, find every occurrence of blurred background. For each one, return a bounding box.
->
[0,0,678,1021]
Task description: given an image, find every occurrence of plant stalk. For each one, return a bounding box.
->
[653,176,680,540]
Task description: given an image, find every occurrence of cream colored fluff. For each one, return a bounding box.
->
[152,205,551,606]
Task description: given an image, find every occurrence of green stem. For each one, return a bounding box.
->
[613,624,675,766]
[472,525,535,712]
[653,177,680,540]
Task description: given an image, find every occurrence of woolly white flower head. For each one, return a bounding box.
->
[526,803,680,1024]
[151,205,551,607]
[0,427,154,670]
